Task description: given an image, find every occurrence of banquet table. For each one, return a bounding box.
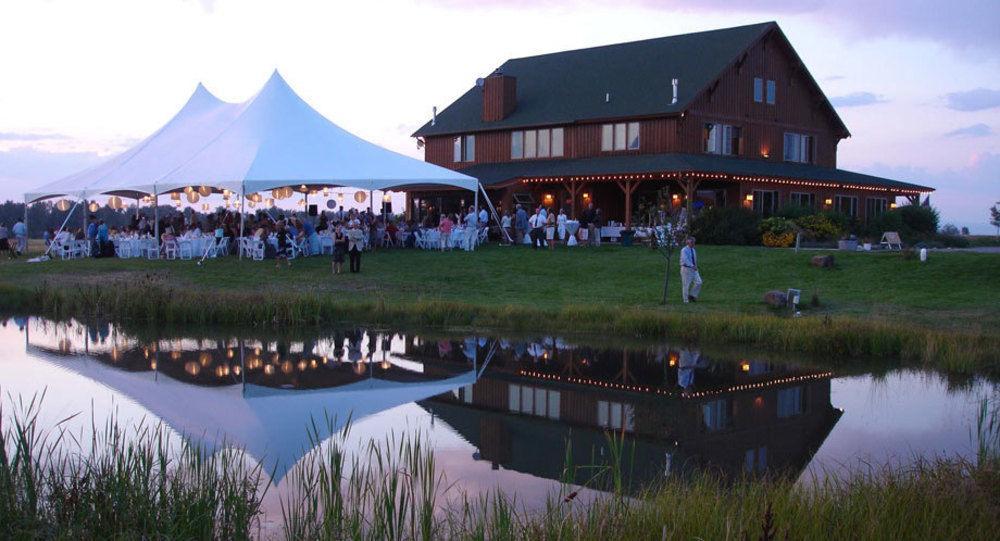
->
[565,220,580,246]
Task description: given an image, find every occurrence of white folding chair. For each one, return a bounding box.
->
[163,241,178,260]
[214,237,229,257]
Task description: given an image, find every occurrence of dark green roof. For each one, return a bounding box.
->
[414,22,841,138]
[457,153,934,193]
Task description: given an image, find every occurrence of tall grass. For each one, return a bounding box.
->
[0,392,267,539]
[2,395,998,539]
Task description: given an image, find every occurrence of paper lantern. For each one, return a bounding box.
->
[248,201,256,209]
[354,191,367,203]
[170,192,181,201]
[201,203,209,211]
[222,189,231,198]
[299,184,308,193]
[337,192,344,202]
[56,199,72,212]
[326,200,336,209]
[88,202,100,212]
[186,192,200,204]
[183,186,194,194]
[266,198,275,208]
[322,187,329,197]
[108,196,123,209]
[174,200,182,208]
[198,186,211,197]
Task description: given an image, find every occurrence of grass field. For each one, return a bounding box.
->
[2,243,998,371]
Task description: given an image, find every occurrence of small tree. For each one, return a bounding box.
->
[991,202,1000,239]
[654,214,686,304]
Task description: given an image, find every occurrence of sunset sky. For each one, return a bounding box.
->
[0,0,997,231]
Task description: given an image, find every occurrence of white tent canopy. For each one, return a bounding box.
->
[25,70,477,203]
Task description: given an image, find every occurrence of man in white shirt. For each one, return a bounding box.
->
[528,207,544,249]
[478,208,488,227]
[679,236,702,303]
[465,206,478,228]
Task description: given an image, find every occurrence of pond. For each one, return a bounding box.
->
[1,316,995,517]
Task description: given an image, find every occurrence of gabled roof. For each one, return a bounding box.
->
[415,22,796,138]
[457,153,934,193]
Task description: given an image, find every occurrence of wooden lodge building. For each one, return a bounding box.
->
[411,22,933,227]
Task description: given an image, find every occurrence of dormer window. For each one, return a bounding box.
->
[600,122,639,152]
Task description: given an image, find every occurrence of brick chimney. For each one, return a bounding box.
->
[482,74,517,122]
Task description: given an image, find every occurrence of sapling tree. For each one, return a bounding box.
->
[654,212,686,304]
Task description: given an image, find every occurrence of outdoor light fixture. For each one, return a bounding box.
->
[582,192,590,199]
[543,193,554,203]
[890,202,898,209]
[671,194,679,201]
[760,148,770,158]
[824,198,833,206]
[745,193,754,202]
[741,361,751,372]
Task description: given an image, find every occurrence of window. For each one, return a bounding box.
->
[783,132,813,164]
[601,124,613,151]
[835,195,859,217]
[453,135,475,162]
[777,386,804,418]
[508,384,560,420]
[744,446,768,473]
[789,192,816,209]
[766,80,776,104]
[512,128,564,159]
[704,123,742,156]
[753,77,763,103]
[511,131,523,159]
[601,122,640,152]
[524,130,537,158]
[551,128,564,157]
[597,400,635,431]
[866,197,888,220]
[752,189,779,217]
[702,399,731,431]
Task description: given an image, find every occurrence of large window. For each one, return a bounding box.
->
[752,189,779,217]
[702,399,732,431]
[835,195,859,217]
[704,123,742,156]
[511,128,564,159]
[597,400,636,432]
[508,384,560,420]
[453,135,475,162]
[601,122,640,152]
[866,197,888,220]
[783,132,813,163]
[789,192,816,209]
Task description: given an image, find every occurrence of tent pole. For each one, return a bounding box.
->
[153,187,160,256]
[368,190,373,215]
[239,182,246,261]
[473,187,479,251]
[82,199,88,242]
[23,195,29,256]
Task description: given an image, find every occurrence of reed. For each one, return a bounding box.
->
[12,280,1000,376]
[3,398,998,540]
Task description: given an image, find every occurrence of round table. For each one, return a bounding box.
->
[566,221,580,246]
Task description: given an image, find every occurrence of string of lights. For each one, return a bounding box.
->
[517,369,834,398]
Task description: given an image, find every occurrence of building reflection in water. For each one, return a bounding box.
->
[22,318,840,489]
[416,338,841,486]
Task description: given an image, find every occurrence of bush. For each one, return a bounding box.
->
[795,214,842,241]
[940,223,960,236]
[864,210,904,240]
[898,205,939,242]
[776,203,815,220]
[690,207,760,245]
[762,231,796,247]
[936,234,970,248]
[760,217,797,247]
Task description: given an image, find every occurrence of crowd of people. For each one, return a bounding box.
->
[0,218,28,259]
[497,202,605,249]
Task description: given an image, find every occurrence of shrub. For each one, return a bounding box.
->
[937,234,970,248]
[864,210,904,239]
[776,203,815,220]
[762,231,796,247]
[760,217,797,247]
[795,214,842,241]
[940,223,960,236]
[898,204,939,242]
[690,207,761,245]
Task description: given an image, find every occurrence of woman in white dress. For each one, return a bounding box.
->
[557,209,568,243]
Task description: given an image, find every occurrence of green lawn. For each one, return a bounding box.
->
[2,243,998,331]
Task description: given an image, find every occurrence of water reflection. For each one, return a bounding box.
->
[17,317,846,490]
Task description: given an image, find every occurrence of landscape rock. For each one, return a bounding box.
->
[810,255,835,268]
[763,290,788,307]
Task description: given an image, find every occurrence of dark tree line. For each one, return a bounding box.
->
[0,199,188,238]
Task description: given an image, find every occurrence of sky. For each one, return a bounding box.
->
[0,0,997,231]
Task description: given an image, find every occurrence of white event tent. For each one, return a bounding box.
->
[25,70,481,249]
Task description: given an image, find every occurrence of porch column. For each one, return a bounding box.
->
[906,194,920,206]
[562,179,588,220]
[615,179,642,228]
[679,176,701,215]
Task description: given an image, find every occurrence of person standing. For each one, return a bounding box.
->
[332,224,347,275]
[0,223,12,259]
[591,208,603,247]
[12,218,27,256]
[514,204,529,245]
[275,221,291,269]
[557,208,568,244]
[528,207,544,249]
[679,236,702,303]
[347,220,364,272]
[580,203,595,246]
[545,208,556,250]
[438,213,453,251]
[500,210,512,244]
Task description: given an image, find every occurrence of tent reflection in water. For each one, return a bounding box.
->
[24,70,481,251]
[29,347,476,481]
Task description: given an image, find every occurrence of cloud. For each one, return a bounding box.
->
[829,92,887,107]
[420,1,1000,57]
[943,88,1000,112]
[825,75,846,81]
[944,123,993,138]
[0,147,104,202]
[0,132,70,141]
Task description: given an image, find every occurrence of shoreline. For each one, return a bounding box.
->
[3,280,997,376]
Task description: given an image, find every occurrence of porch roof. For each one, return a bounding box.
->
[457,153,934,194]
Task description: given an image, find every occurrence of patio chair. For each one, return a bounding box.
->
[214,237,229,257]
[163,240,178,260]
[880,231,902,251]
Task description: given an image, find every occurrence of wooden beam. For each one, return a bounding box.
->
[616,179,643,228]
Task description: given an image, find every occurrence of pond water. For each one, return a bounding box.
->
[1,316,996,516]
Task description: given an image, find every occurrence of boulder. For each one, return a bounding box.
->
[810,255,835,268]
[763,290,788,308]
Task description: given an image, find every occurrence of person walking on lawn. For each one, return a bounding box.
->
[680,236,702,303]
